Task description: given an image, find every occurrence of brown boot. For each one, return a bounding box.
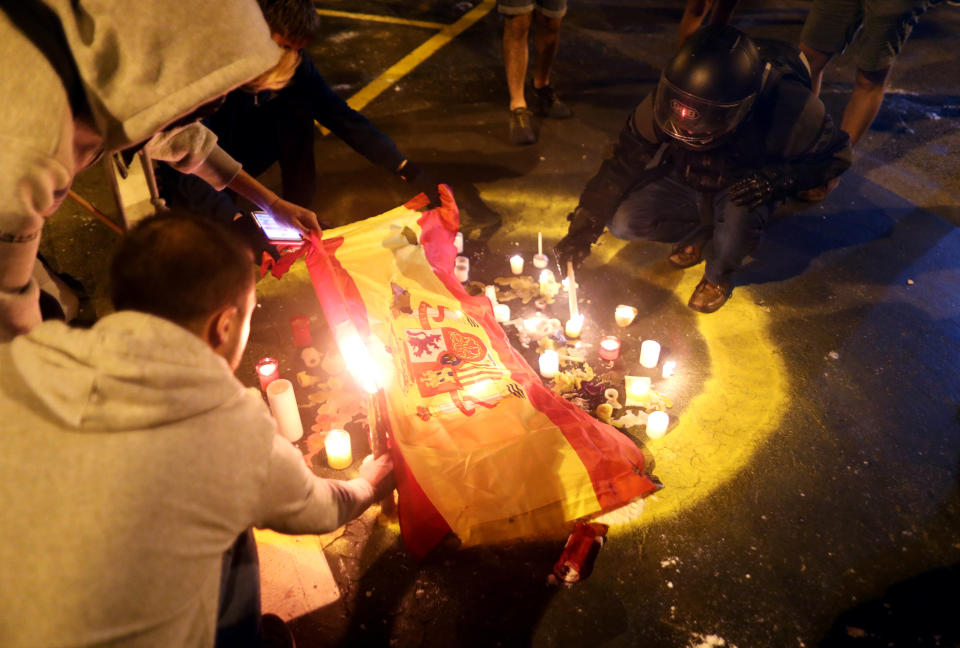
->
[688,278,731,313]
[668,241,705,269]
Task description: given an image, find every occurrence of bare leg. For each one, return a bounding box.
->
[798,42,832,96]
[841,66,891,145]
[503,13,533,110]
[678,0,712,46]
[532,12,563,89]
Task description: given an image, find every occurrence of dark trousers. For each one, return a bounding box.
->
[608,173,775,284]
[215,529,263,648]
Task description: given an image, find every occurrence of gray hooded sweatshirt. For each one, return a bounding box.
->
[0,312,375,647]
[0,0,283,340]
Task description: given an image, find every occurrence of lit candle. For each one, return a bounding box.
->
[539,349,559,379]
[626,375,651,397]
[454,231,464,254]
[662,360,676,378]
[561,263,577,323]
[289,314,312,347]
[539,269,555,296]
[484,285,498,306]
[325,428,353,469]
[494,303,511,323]
[646,411,669,439]
[614,305,637,328]
[533,232,549,269]
[564,313,584,338]
[599,336,621,361]
[454,255,470,282]
[640,340,661,368]
[265,379,304,442]
[256,356,280,391]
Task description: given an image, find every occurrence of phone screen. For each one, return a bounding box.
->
[251,211,303,242]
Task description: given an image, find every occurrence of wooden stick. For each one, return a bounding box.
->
[66,189,124,236]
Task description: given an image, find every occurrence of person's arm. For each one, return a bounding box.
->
[145,122,321,233]
[729,85,852,208]
[555,95,665,268]
[254,433,394,535]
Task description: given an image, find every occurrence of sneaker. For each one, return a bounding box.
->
[533,85,572,119]
[508,107,536,145]
[688,278,731,313]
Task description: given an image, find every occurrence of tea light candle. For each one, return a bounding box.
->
[599,336,621,361]
[662,360,676,378]
[510,254,524,275]
[454,231,464,254]
[484,285,498,306]
[626,375,651,397]
[539,349,559,379]
[564,313,584,338]
[256,356,280,391]
[266,379,303,442]
[614,305,637,328]
[454,255,470,282]
[289,314,312,347]
[494,303,511,323]
[325,428,353,469]
[646,411,669,439]
[533,232,549,269]
[640,340,661,368]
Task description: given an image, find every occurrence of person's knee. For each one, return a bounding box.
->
[798,42,831,78]
[854,66,891,91]
[504,13,533,39]
[535,12,563,34]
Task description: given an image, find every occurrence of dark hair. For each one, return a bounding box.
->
[110,212,255,326]
[257,0,321,47]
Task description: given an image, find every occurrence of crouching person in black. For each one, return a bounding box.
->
[555,25,852,313]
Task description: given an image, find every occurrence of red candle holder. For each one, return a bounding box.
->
[256,356,280,391]
[289,315,312,348]
[598,336,621,361]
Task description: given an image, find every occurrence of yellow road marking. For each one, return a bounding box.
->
[317,0,496,134]
[315,8,445,30]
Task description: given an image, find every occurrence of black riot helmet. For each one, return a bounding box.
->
[654,25,763,150]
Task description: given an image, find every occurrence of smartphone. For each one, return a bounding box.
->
[251,210,303,243]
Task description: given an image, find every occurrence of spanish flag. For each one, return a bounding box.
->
[273,187,658,558]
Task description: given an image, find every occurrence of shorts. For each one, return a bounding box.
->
[800,0,931,71]
[497,0,567,19]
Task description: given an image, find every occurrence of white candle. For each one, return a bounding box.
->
[266,379,304,442]
[510,254,524,275]
[538,349,559,379]
[626,375,651,397]
[454,231,464,253]
[533,233,549,269]
[484,285,498,306]
[539,269,555,296]
[566,261,579,320]
[325,428,353,469]
[640,339,661,368]
[454,255,469,282]
[662,360,676,378]
[614,305,637,328]
[494,303,511,323]
[647,411,669,439]
[564,314,584,338]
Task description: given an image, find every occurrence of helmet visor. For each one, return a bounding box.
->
[654,76,755,149]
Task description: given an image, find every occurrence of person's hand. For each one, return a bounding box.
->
[397,161,441,208]
[728,174,773,210]
[554,207,606,270]
[269,198,322,233]
[359,453,395,500]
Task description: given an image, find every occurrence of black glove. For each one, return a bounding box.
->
[728,168,796,210]
[554,207,607,270]
[397,161,441,207]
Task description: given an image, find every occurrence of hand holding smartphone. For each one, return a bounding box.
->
[251,210,304,244]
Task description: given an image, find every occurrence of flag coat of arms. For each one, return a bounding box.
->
[271,188,658,558]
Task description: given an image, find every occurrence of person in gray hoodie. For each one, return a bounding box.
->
[0,0,321,341]
[0,213,394,647]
